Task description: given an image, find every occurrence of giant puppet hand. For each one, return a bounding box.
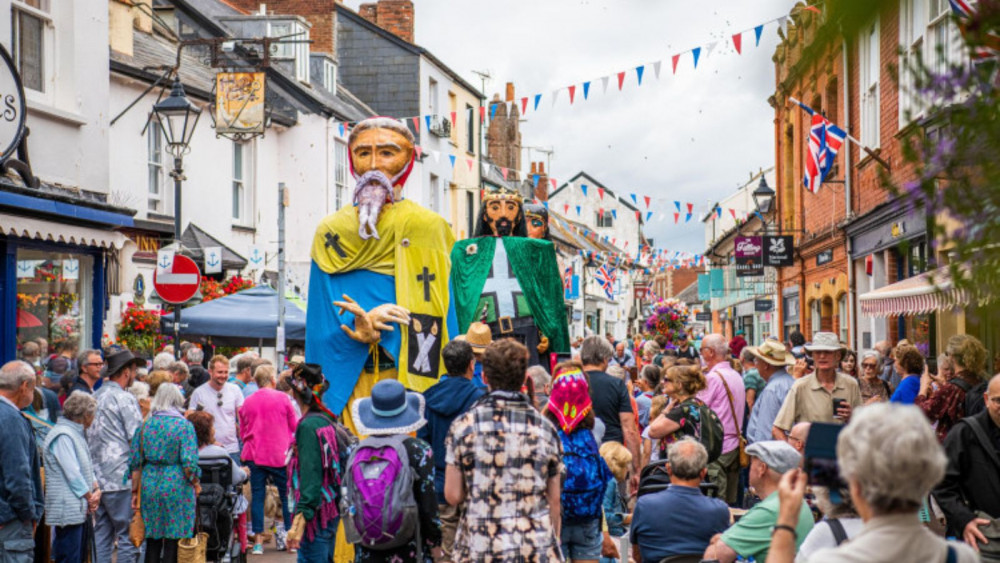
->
[333,294,411,345]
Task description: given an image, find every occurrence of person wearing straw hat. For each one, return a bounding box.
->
[349,380,443,562]
[771,332,862,441]
[455,321,491,389]
[744,340,797,444]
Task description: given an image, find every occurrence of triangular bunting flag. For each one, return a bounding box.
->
[611,209,617,220]
[532,174,540,187]
[479,105,486,123]
[733,32,743,54]
[597,187,604,200]
[636,65,645,86]
[564,204,570,214]
[424,115,432,131]
[687,203,694,213]
[521,97,528,114]
[692,47,702,68]
[338,123,345,137]
[552,89,560,107]
[653,60,662,79]
[550,178,557,189]
[449,111,456,127]
[414,145,423,159]
[779,16,789,35]
[674,212,680,223]
[644,196,651,209]
[716,207,722,218]
[601,76,610,94]
[432,150,440,163]
[410,117,420,133]
[630,193,637,205]
[672,54,681,74]
[754,24,764,46]
[705,41,718,59]
[580,184,588,196]
[466,159,473,171]
[501,167,508,180]
[448,154,456,168]
[576,205,582,216]
[617,71,626,90]
[686,213,693,222]
[534,94,542,111]
[568,85,576,104]
[674,201,681,212]
[583,81,591,100]
[729,208,737,219]
[490,103,499,121]
[635,210,641,220]
[481,162,489,176]
[646,211,654,222]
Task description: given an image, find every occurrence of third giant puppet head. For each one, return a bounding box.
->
[523,203,550,240]
[473,187,528,237]
[347,117,417,240]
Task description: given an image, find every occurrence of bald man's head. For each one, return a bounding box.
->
[986,374,1000,427]
[789,422,811,455]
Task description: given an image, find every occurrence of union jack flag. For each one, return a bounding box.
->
[802,106,846,193]
[949,0,1000,60]
[594,264,617,299]
[563,266,573,291]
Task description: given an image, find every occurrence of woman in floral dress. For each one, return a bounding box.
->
[129,384,200,563]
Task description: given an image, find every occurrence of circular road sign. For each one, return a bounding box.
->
[153,254,202,304]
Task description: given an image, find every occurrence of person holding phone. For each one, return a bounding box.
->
[771,333,862,441]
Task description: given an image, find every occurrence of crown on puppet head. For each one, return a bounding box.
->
[482,187,524,204]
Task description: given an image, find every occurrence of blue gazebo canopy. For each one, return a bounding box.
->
[161,285,305,346]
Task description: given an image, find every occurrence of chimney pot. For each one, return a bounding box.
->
[505,82,515,103]
[530,162,537,175]
[538,162,545,174]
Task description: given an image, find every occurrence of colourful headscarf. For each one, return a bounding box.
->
[546,369,592,433]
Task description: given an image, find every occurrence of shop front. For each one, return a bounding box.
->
[848,202,929,354]
[1,204,132,362]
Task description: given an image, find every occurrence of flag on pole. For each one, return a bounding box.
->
[594,264,617,299]
[801,104,847,192]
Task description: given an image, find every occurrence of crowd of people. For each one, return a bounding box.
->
[3,324,999,563]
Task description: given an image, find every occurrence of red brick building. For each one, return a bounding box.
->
[772,0,964,356]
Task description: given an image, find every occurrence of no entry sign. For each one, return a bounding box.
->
[154,254,201,304]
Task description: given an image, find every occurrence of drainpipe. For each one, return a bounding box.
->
[843,38,857,349]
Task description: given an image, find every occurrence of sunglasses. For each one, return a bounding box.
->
[217,392,224,407]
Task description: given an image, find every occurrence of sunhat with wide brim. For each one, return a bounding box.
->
[804,332,845,352]
[352,379,426,436]
[746,340,796,367]
[455,321,492,354]
[103,350,145,378]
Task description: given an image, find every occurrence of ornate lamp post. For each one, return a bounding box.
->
[152,77,201,358]
[752,175,775,230]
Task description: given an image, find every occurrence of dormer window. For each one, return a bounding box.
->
[323,59,337,93]
[268,19,309,83]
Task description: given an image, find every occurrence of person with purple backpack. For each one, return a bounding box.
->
[284,363,350,562]
[342,379,442,562]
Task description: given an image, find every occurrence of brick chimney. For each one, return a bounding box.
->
[534,161,549,202]
[224,0,338,56]
[358,0,414,43]
[486,83,522,181]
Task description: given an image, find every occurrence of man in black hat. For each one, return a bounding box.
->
[88,349,144,563]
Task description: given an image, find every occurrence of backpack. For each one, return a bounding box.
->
[691,399,725,463]
[340,434,421,554]
[196,459,236,560]
[560,428,612,522]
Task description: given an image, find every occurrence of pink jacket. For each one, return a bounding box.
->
[238,388,298,467]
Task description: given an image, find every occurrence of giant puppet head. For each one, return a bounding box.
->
[524,203,550,240]
[347,117,417,240]
[473,187,527,237]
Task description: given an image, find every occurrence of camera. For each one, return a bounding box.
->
[804,422,847,498]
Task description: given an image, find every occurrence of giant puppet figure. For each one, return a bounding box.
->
[307,117,456,434]
[449,188,569,366]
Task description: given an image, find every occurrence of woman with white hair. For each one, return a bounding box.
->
[43,391,100,563]
[128,384,200,563]
[857,350,890,404]
[767,403,978,562]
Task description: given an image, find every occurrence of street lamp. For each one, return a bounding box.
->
[152,76,201,359]
[752,175,775,217]
[152,77,201,242]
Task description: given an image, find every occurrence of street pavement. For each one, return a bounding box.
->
[254,541,297,563]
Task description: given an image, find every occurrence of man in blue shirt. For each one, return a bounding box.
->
[745,340,797,444]
[631,438,730,562]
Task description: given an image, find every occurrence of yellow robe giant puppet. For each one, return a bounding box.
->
[306,117,456,435]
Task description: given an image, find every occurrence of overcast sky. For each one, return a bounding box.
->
[347,0,799,254]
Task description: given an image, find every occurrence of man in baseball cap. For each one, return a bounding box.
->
[704,441,813,562]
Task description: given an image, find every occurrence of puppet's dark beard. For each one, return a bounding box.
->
[493,219,513,236]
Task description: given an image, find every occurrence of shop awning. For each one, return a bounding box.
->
[858,267,969,317]
[0,214,128,248]
[180,223,247,271]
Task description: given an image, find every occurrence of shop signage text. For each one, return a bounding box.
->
[0,45,27,166]
[763,235,794,267]
[816,249,833,266]
[695,312,712,321]
[215,72,266,135]
[755,299,774,312]
[735,236,764,277]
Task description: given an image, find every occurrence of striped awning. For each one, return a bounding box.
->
[0,213,128,249]
[858,267,969,317]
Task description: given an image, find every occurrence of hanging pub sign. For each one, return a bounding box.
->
[763,235,794,267]
[695,311,713,321]
[817,249,834,266]
[0,44,27,167]
[735,236,764,277]
[215,72,266,135]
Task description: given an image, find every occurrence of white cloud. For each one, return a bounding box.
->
[345,0,797,253]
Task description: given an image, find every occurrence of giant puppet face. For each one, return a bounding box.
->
[473,188,528,237]
[348,118,416,240]
[524,203,550,240]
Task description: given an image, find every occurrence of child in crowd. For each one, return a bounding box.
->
[641,395,669,467]
[599,441,633,563]
[545,365,612,563]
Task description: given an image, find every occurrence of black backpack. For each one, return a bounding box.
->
[197,459,236,560]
